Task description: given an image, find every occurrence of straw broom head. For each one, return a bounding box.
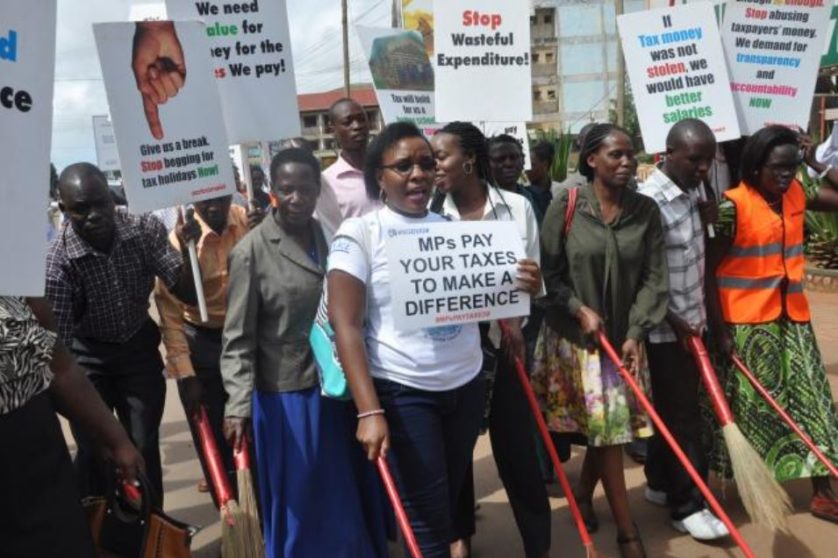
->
[221,500,248,558]
[722,424,791,532]
[236,466,264,558]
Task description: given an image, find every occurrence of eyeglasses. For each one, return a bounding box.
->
[381,158,436,176]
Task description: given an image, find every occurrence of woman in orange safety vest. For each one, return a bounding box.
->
[710,125,838,523]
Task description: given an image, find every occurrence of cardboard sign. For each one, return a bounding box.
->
[92,115,121,172]
[722,0,832,134]
[0,0,56,296]
[94,21,235,213]
[386,220,529,331]
[356,26,436,132]
[618,3,740,154]
[433,0,532,122]
[166,0,301,143]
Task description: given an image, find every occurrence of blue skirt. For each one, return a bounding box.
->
[253,387,388,558]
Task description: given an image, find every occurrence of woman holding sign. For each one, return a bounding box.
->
[535,124,668,558]
[328,122,541,557]
[429,121,550,558]
[709,126,838,523]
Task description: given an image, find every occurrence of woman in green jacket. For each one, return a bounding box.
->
[533,124,669,558]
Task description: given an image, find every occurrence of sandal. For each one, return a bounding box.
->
[575,496,599,534]
[617,526,646,558]
[810,493,838,524]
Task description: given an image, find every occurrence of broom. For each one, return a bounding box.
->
[597,332,756,558]
[498,322,600,558]
[687,337,791,531]
[194,406,247,558]
[234,435,265,558]
[376,457,423,558]
[732,355,838,479]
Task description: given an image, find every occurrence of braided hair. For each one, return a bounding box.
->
[436,122,492,181]
[577,123,633,181]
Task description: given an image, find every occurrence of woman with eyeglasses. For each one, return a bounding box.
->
[429,122,549,558]
[709,125,838,523]
[328,122,487,557]
[221,148,387,557]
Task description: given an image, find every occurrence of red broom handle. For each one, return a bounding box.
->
[376,457,422,558]
[194,407,236,507]
[234,433,251,471]
[687,337,735,425]
[732,355,838,479]
[597,333,755,558]
[498,323,594,549]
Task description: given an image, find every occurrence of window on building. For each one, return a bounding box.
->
[547,89,556,100]
[543,14,553,25]
[533,89,542,101]
[530,16,536,25]
[302,114,318,129]
[545,52,554,63]
[532,52,540,64]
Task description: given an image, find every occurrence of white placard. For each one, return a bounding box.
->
[166,0,301,143]
[94,21,235,213]
[92,115,121,172]
[356,26,436,133]
[386,220,529,332]
[618,3,740,154]
[434,1,532,122]
[1,0,56,296]
[479,121,531,170]
[721,0,832,134]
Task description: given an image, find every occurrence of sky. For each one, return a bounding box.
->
[51,0,392,170]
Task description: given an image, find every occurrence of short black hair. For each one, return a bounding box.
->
[363,122,429,200]
[269,147,321,186]
[250,165,264,176]
[578,123,633,181]
[665,118,715,152]
[437,121,491,180]
[740,125,799,187]
[58,162,109,202]
[329,97,363,122]
[531,141,555,165]
[488,134,523,153]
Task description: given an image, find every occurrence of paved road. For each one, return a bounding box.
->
[65,291,838,557]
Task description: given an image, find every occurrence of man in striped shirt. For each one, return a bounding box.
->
[638,119,728,541]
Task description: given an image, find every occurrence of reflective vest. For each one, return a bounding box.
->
[716,180,810,324]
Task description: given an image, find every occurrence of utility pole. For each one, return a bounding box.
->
[342,0,350,96]
[615,0,625,127]
[391,0,400,28]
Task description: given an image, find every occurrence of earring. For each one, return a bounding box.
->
[463,162,474,175]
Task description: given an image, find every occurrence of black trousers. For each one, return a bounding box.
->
[180,322,236,508]
[452,354,551,557]
[0,393,96,558]
[644,341,707,520]
[70,319,166,507]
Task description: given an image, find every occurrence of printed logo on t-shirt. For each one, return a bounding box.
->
[330,238,353,254]
[423,325,462,342]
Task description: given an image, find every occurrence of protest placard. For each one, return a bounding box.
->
[356,26,436,133]
[479,121,531,170]
[92,115,121,172]
[433,0,532,122]
[617,3,740,154]
[722,0,832,134]
[94,21,235,213]
[402,0,435,58]
[386,220,529,331]
[166,0,301,143]
[0,0,55,296]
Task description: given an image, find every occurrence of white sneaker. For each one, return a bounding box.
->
[644,486,667,506]
[672,509,730,541]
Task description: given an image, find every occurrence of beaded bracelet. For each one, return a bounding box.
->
[357,409,386,419]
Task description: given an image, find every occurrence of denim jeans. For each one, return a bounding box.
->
[373,373,485,558]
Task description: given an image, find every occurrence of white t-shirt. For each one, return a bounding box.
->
[328,207,482,392]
